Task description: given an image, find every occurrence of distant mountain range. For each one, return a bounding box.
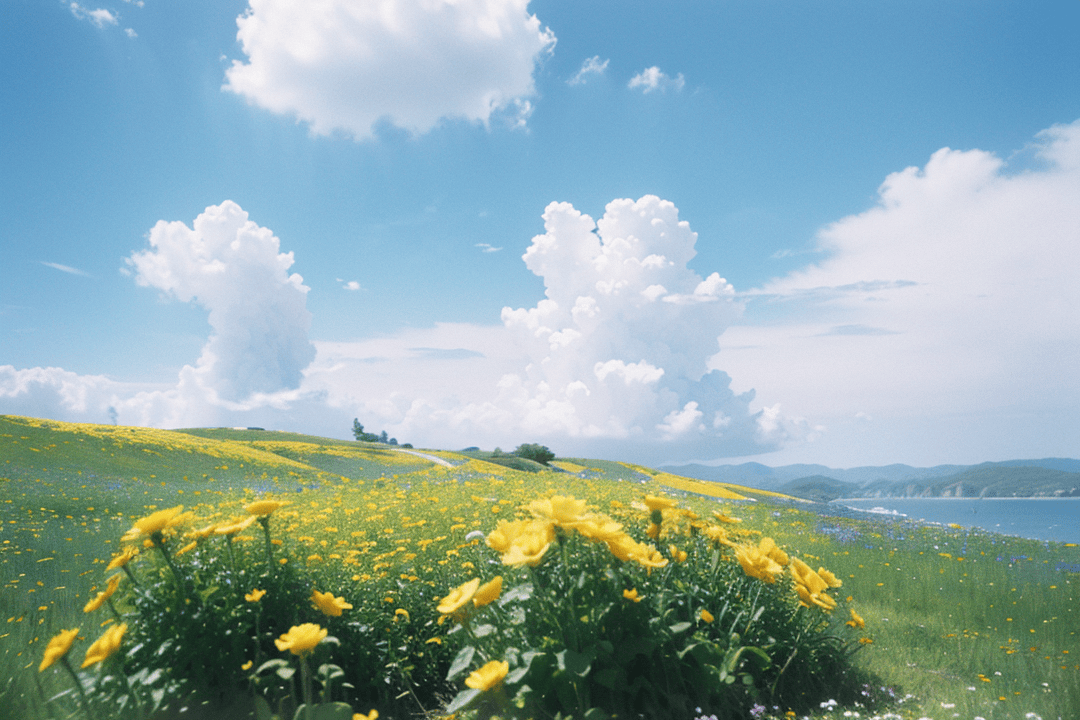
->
[662,458,1080,502]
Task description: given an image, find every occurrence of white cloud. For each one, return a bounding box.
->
[628,66,685,94]
[69,3,118,28]
[346,195,774,459]
[342,280,361,291]
[223,0,556,140]
[475,243,502,253]
[567,55,608,85]
[125,201,316,404]
[3,197,787,461]
[41,261,90,277]
[718,119,1080,465]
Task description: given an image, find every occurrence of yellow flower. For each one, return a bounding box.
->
[485,519,554,553]
[311,590,352,617]
[353,711,379,720]
[735,542,783,584]
[274,623,327,656]
[623,588,642,602]
[668,544,688,563]
[83,574,121,613]
[575,516,625,543]
[105,546,138,572]
[175,540,197,557]
[500,531,553,567]
[700,609,714,623]
[39,628,79,672]
[712,511,742,524]
[632,545,669,570]
[245,499,289,516]
[437,578,480,615]
[394,608,410,621]
[82,623,127,668]
[645,522,660,539]
[643,495,677,511]
[817,567,843,589]
[473,576,503,607]
[846,608,865,629]
[527,495,590,528]
[215,515,257,536]
[703,524,736,547]
[122,505,185,542]
[245,589,266,603]
[241,660,254,671]
[759,537,789,567]
[464,660,509,691]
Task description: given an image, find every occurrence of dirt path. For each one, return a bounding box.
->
[392,448,454,468]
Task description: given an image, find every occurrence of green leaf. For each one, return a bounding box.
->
[446,645,476,681]
[309,702,355,720]
[593,667,619,690]
[254,695,275,720]
[256,659,290,675]
[508,605,527,625]
[669,621,692,634]
[276,666,296,681]
[584,708,610,720]
[444,688,481,714]
[556,648,592,677]
[499,582,534,606]
[473,623,497,637]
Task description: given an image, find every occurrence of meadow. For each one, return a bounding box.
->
[1,415,1076,720]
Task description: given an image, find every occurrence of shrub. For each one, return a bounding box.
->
[513,443,555,465]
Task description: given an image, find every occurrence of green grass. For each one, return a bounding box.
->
[1,415,1077,720]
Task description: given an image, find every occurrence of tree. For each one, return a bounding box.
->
[351,419,379,443]
[514,443,555,465]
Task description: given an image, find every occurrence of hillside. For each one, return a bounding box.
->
[0,414,795,505]
[666,458,1080,501]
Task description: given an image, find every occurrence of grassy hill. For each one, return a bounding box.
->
[1,414,1077,720]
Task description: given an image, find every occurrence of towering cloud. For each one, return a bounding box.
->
[126,201,316,403]
[223,0,556,139]
[491,196,774,456]
[322,196,785,459]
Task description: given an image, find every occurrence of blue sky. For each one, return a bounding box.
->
[2,0,1079,468]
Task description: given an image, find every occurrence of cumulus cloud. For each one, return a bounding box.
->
[223,0,556,140]
[125,201,316,404]
[628,66,685,94]
[567,55,608,85]
[314,196,783,460]
[69,3,118,28]
[718,119,1080,465]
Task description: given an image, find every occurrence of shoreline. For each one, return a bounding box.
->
[831,496,1080,502]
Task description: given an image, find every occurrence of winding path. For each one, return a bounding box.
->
[392,448,454,468]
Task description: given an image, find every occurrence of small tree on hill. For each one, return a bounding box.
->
[514,443,555,465]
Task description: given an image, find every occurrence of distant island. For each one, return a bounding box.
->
[663,458,1080,503]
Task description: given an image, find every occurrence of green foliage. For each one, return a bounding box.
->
[434,518,872,720]
[513,443,555,465]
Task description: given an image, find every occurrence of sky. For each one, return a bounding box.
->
[2,0,1079,469]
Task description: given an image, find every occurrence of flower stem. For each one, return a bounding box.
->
[60,656,96,720]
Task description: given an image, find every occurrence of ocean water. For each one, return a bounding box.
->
[829,497,1080,544]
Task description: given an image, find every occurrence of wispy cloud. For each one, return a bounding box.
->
[475,243,502,253]
[567,56,609,85]
[41,261,91,277]
[628,66,685,94]
[337,279,361,291]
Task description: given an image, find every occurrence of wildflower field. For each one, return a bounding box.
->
[1,415,1077,720]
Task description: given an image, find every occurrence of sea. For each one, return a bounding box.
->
[828,497,1080,544]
